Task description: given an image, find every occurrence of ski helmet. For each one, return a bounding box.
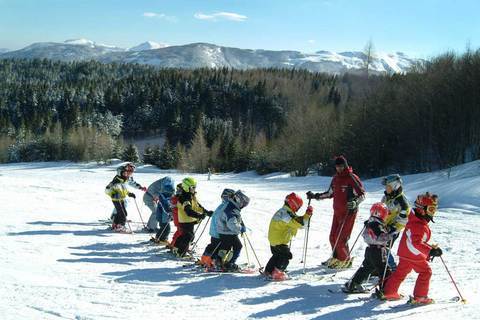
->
[381,174,402,191]
[414,192,438,222]
[231,190,250,209]
[181,177,197,192]
[117,162,135,176]
[285,192,303,212]
[160,177,175,196]
[370,202,389,221]
[221,188,236,201]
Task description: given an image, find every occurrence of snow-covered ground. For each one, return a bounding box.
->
[1,161,479,319]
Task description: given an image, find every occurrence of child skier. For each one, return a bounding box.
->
[379,192,442,304]
[343,202,395,293]
[173,177,213,257]
[381,174,411,271]
[215,190,250,271]
[264,193,313,281]
[199,188,236,267]
[149,177,175,243]
[143,177,175,232]
[168,184,183,248]
[105,163,147,232]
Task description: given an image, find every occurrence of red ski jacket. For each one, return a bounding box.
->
[171,196,179,227]
[321,166,365,213]
[397,211,431,261]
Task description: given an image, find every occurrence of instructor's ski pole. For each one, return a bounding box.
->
[347,224,366,258]
[327,213,349,263]
[439,255,467,303]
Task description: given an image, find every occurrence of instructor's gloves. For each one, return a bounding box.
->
[306,191,321,200]
[128,192,136,199]
[347,199,358,211]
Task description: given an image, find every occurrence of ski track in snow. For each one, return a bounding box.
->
[1,161,479,319]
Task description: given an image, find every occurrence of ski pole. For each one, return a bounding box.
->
[379,240,394,290]
[117,203,134,236]
[328,213,349,262]
[133,198,146,229]
[191,216,210,252]
[242,233,251,266]
[154,221,170,242]
[439,255,467,303]
[302,199,312,273]
[245,233,264,272]
[300,198,312,262]
[347,224,366,258]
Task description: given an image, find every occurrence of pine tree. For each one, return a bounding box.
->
[122,144,140,163]
[143,145,154,164]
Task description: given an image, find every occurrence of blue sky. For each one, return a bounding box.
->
[1,0,479,58]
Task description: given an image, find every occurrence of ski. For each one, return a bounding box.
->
[390,296,461,309]
[204,263,257,274]
[106,227,134,234]
[328,287,371,295]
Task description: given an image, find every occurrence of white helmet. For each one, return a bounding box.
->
[382,174,402,191]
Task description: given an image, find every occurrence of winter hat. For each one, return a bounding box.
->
[334,155,348,167]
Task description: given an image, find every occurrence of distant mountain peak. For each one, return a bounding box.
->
[128,41,169,52]
[64,38,96,47]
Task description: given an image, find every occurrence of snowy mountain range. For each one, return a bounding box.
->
[0,39,419,74]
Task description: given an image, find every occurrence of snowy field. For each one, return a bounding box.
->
[1,161,479,319]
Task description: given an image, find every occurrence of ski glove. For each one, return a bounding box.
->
[347,199,358,211]
[429,247,442,261]
[205,210,214,217]
[128,192,136,199]
[140,186,147,192]
[240,225,247,233]
[307,191,322,200]
[306,205,314,216]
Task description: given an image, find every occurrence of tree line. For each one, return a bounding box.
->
[0,50,479,176]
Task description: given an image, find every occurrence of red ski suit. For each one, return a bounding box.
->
[170,196,183,247]
[383,212,432,297]
[321,167,365,261]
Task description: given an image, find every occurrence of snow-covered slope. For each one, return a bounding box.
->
[1,161,478,319]
[0,40,418,74]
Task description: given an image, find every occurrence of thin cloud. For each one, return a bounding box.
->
[308,40,316,44]
[143,12,177,22]
[194,12,247,22]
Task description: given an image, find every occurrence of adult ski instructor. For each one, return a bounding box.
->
[307,155,365,269]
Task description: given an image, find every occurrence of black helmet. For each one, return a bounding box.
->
[221,188,235,201]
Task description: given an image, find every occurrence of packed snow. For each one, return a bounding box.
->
[1,161,479,319]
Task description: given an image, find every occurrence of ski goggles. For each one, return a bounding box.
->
[125,164,136,172]
[426,205,437,215]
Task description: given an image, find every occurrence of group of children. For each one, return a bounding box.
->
[105,163,443,304]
